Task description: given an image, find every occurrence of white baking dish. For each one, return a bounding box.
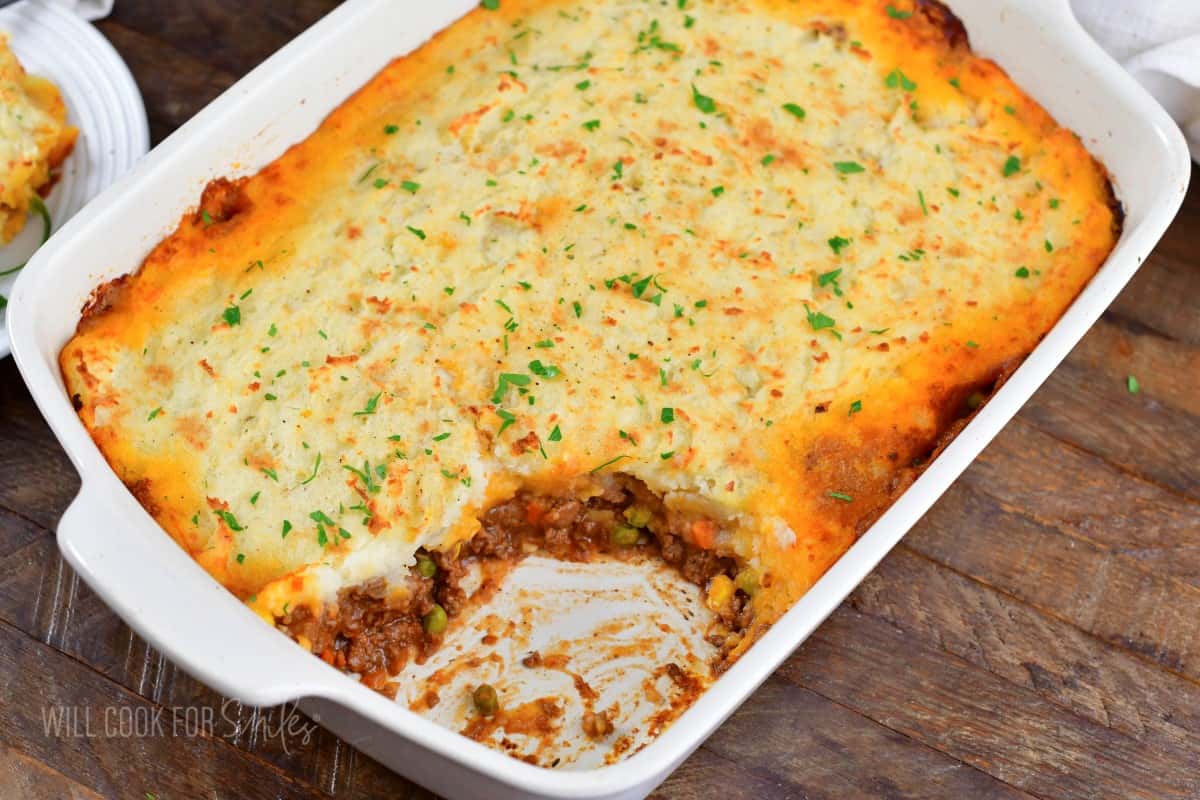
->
[8,0,1190,797]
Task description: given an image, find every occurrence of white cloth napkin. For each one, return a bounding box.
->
[49,0,113,21]
[1072,0,1200,161]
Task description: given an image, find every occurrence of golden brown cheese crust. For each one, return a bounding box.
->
[61,0,1119,637]
[0,35,77,242]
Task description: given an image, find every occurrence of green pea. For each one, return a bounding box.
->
[611,524,640,547]
[422,604,448,635]
[734,568,760,597]
[416,554,438,578]
[473,683,499,715]
[623,506,652,528]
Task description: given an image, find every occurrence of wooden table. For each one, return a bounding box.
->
[2,3,1197,798]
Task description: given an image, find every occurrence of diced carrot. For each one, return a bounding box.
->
[525,500,546,524]
[320,648,336,665]
[691,519,716,549]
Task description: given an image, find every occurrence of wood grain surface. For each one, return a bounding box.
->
[1,2,1197,797]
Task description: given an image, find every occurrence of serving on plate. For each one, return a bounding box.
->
[8,0,1190,798]
[0,0,147,357]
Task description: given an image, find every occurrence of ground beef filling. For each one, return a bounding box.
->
[278,474,754,694]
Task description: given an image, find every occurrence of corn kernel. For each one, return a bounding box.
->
[706,574,734,612]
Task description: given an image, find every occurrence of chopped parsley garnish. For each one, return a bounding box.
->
[711,185,725,197]
[660,451,675,460]
[267,323,278,336]
[1014,266,1030,278]
[576,79,591,90]
[301,453,322,485]
[782,102,806,120]
[281,520,292,539]
[373,178,389,189]
[147,407,163,421]
[635,19,682,53]
[432,432,451,441]
[534,339,554,348]
[828,236,851,255]
[261,467,278,482]
[201,210,214,226]
[250,491,260,505]
[222,306,241,326]
[804,304,838,335]
[1044,240,1054,253]
[481,0,499,9]
[631,273,665,300]
[529,360,561,378]
[1127,375,1140,394]
[384,124,399,134]
[590,454,631,474]
[344,461,383,493]
[818,268,843,296]
[833,161,864,174]
[495,408,517,435]
[849,400,862,415]
[358,163,380,184]
[886,4,912,19]
[1049,198,1061,209]
[828,491,853,502]
[572,300,583,318]
[236,553,245,564]
[918,190,929,215]
[1002,155,1021,177]
[582,119,601,131]
[885,68,917,92]
[491,372,532,403]
[548,425,562,442]
[611,160,624,181]
[310,510,336,527]
[214,509,244,532]
[407,225,427,240]
[690,84,716,113]
[661,407,675,423]
[401,180,421,193]
[354,392,382,416]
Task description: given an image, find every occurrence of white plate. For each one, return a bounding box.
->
[0,0,147,358]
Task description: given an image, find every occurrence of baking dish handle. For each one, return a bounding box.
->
[56,482,338,707]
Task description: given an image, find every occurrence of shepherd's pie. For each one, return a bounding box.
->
[62,0,1119,698]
